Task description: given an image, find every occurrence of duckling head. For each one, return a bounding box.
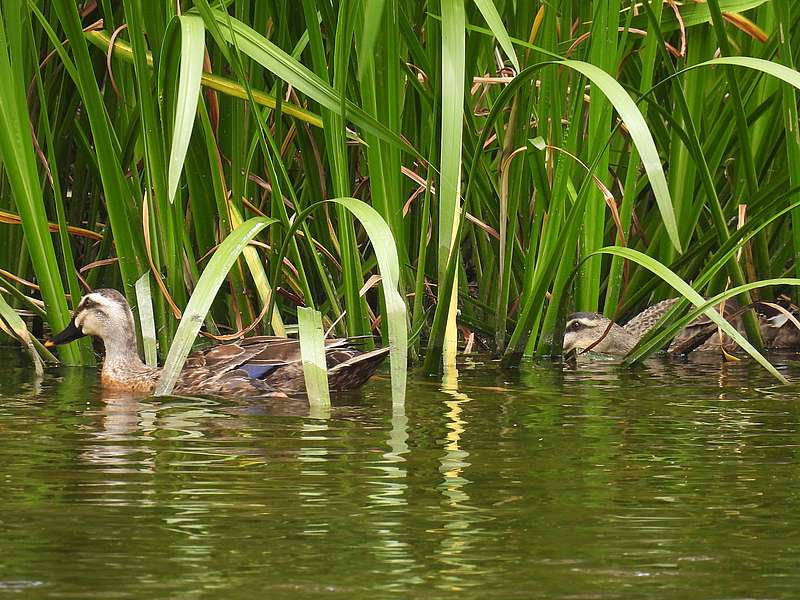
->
[46,289,137,353]
[562,312,637,356]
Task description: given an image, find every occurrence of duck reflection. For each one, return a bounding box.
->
[81,386,373,476]
[80,390,158,469]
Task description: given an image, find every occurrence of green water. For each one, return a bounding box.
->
[1,347,800,598]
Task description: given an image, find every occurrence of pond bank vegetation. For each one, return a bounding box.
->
[1,1,799,392]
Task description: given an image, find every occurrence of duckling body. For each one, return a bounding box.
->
[46,289,388,397]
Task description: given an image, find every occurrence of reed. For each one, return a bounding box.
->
[0,1,798,387]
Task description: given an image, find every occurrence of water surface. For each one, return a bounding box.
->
[1,348,799,598]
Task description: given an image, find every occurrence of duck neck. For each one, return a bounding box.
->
[100,328,149,375]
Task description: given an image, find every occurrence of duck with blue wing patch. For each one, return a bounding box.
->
[45,290,388,397]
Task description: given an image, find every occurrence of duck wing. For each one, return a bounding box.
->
[242,337,388,393]
[184,339,280,373]
[326,347,390,391]
[177,338,291,397]
[182,337,386,394]
[173,364,286,398]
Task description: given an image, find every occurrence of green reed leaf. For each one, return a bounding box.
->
[270,198,407,404]
[167,15,205,205]
[564,60,682,254]
[357,0,385,78]
[135,273,158,367]
[297,306,330,408]
[473,0,520,73]
[0,1,81,364]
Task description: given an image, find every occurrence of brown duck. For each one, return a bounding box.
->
[45,289,389,397]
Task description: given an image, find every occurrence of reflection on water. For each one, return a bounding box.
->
[1,349,800,598]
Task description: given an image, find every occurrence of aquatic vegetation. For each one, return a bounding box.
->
[1,1,799,386]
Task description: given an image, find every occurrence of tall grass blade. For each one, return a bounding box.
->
[698,56,800,88]
[0,1,81,364]
[357,0,386,78]
[439,0,466,372]
[564,60,682,254]
[473,0,520,73]
[271,198,406,404]
[135,273,158,367]
[297,306,330,408]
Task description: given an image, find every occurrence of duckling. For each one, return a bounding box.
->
[563,298,746,356]
[44,289,389,397]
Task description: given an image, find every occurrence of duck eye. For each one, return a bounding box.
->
[570,321,582,331]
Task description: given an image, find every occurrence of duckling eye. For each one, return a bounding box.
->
[570,321,582,331]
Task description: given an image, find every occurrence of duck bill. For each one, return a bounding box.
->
[44,318,85,348]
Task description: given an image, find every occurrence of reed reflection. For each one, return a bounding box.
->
[436,370,491,589]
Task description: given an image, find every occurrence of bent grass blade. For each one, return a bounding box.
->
[155,217,276,395]
[563,60,682,254]
[270,198,407,405]
[0,293,44,377]
[167,15,206,205]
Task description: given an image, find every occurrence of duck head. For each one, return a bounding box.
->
[45,289,137,350]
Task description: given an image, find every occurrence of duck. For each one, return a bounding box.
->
[563,297,800,357]
[44,289,389,397]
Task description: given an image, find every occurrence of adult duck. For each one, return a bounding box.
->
[45,289,389,397]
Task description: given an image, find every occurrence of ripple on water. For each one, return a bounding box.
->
[1,349,800,598]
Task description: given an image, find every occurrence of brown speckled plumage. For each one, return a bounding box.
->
[622,298,681,338]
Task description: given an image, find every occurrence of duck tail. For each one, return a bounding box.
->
[327,347,390,391]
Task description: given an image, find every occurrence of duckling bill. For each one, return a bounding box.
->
[45,289,388,397]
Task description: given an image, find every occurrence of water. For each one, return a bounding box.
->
[1,347,800,599]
